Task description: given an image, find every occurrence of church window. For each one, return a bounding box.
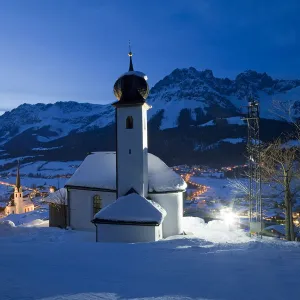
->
[93,195,102,215]
[126,116,133,129]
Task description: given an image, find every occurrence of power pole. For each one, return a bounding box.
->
[245,100,263,235]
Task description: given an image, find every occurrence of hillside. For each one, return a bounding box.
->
[0,68,299,168]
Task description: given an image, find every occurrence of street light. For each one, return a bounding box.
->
[220,208,238,226]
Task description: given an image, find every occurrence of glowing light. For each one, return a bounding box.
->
[220,209,238,226]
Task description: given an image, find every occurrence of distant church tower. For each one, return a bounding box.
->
[113,48,150,198]
[5,163,34,215]
[13,163,24,214]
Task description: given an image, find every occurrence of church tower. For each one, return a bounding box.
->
[113,49,151,198]
[14,163,24,214]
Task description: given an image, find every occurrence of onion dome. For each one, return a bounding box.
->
[113,50,149,105]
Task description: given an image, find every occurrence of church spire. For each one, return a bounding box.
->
[128,41,134,71]
[16,161,21,191]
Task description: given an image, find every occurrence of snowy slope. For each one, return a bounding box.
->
[0,217,300,300]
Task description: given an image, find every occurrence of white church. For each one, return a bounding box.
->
[5,164,34,215]
[63,50,187,242]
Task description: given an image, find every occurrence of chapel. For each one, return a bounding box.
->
[63,50,186,242]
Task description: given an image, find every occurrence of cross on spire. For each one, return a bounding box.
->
[128,40,134,71]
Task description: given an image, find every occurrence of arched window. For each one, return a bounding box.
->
[93,195,102,215]
[126,116,133,129]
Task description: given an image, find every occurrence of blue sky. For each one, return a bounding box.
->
[0,0,299,113]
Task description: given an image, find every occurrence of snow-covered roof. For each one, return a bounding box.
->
[65,152,186,193]
[93,193,166,224]
[44,188,67,205]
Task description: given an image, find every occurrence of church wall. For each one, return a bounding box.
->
[150,192,183,238]
[68,189,116,230]
[96,223,162,243]
[14,193,24,214]
[5,206,15,215]
[116,106,148,197]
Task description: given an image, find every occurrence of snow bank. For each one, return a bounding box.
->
[94,193,166,224]
[182,216,250,243]
[0,220,16,237]
[66,152,186,192]
[1,217,300,300]
[2,208,49,226]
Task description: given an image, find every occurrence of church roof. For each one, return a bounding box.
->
[92,193,166,225]
[65,152,186,193]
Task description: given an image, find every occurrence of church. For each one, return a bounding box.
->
[63,50,186,242]
[5,164,35,215]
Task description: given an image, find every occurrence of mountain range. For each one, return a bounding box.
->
[0,68,298,170]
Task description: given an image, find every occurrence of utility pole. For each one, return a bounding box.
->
[244,100,263,236]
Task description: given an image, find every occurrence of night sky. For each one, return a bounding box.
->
[0,0,299,113]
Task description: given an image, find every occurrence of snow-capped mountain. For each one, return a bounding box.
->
[0,68,299,167]
[0,101,115,144]
[148,68,300,129]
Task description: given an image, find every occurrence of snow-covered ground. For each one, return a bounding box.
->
[0,215,300,300]
[0,160,81,177]
[191,177,287,202]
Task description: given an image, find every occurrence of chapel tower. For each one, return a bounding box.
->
[113,48,150,198]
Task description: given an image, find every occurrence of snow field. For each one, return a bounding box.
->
[0,216,300,300]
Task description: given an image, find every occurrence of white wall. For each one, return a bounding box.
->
[96,223,162,243]
[69,189,116,231]
[14,189,23,214]
[116,104,149,197]
[5,206,15,215]
[150,192,183,238]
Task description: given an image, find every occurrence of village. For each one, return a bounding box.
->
[1,159,299,240]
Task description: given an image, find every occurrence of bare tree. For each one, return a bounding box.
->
[261,137,300,241]
[271,99,295,124]
[227,178,249,196]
